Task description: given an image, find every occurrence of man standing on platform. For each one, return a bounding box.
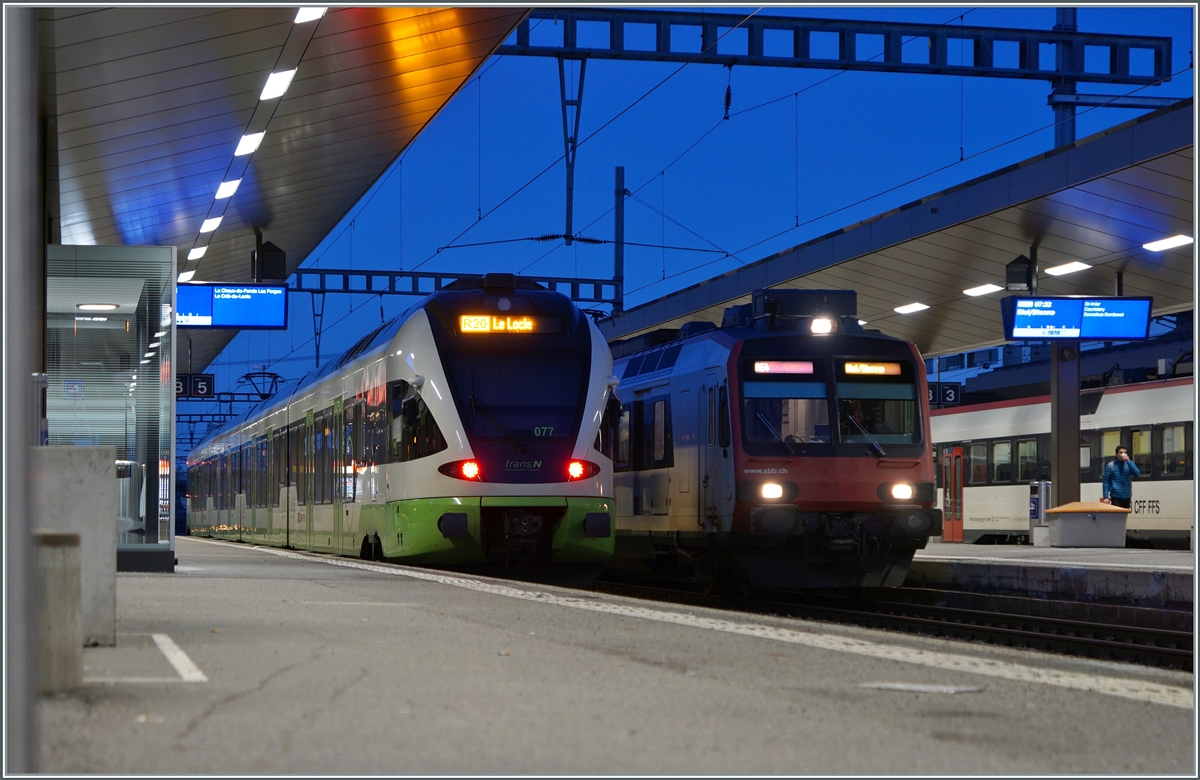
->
[1102,445,1140,508]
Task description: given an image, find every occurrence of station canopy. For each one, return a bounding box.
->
[43,6,530,373]
[599,99,1194,359]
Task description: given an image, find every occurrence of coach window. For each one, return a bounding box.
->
[968,443,987,484]
[615,404,631,471]
[1017,439,1038,481]
[1130,428,1152,476]
[992,441,1012,483]
[343,403,358,501]
[1161,424,1188,477]
[1100,429,1121,469]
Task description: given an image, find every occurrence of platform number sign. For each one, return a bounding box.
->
[928,382,962,406]
[176,373,215,399]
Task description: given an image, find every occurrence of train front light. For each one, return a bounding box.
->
[810,317,834,334]
[761,483,784,499]
[565,460,600,481]
[438,460,483,481]
[890,483,913,500]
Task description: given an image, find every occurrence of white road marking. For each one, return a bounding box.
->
[915,553,1193,574]
[227,542,1193,711]
[858,682,985,694]
[151,633,209,682]
[84,677,187,685]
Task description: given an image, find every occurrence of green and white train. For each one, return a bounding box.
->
[186,275,618,579]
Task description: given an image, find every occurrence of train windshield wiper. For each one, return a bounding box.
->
[846,413,887,458]
[471,394,527,453]
[756,413,795,455]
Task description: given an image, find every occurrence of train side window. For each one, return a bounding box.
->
[1017,438,1038,481]
[1099,429,1121,469]
[653,400,666,461]
[314,413,327,505]
[992,441,1012,483]
[717,385,731,449]
[343,404,358,502]
[967,443,987,484]
[615,404,631,471]
[1161,423,1188,476]
[1130,428,1152,476]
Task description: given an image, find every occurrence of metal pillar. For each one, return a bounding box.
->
[1052,8,1079,148]
[557,57,586,245]
[614,166,626,314]
[5,5,40,772]
[1049,341,1081,506]
[311,292,325,369]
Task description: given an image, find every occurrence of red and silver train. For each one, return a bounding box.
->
[932,376,1194,547]
[601,289,942,590]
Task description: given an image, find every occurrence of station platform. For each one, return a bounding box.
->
[34,536,1193,775]
[911,541,1194,609]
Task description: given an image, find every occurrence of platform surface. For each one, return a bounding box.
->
[916,541,1194,573]
[33,536,1193,775]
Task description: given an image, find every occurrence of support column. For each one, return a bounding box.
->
[1052,7,1078,148]
[5,5,40,772]
[613,166,626,314]
[1050,340,1081,506]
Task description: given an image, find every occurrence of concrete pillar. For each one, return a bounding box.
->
[30,447,117,646]
[34,532,83,694]
[5,4,42,772]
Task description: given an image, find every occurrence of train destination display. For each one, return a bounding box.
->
[177,284,288,329]
[1001,296,1152,341]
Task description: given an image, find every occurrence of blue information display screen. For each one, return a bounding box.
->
[1001,296,1151,341]
[177,284,288,329]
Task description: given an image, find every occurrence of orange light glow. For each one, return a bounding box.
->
[844,362,902,376]
[567,461,585,480]
[461,460,480,480]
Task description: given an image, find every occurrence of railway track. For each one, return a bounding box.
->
[591,571,1194,671]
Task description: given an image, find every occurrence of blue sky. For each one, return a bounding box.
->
[195,4,1194,428]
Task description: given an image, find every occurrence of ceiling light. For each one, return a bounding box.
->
[153,331,166,338]
[144,352,155,358]
[74,316,108,322]
[894,302,929,314]
[1143,234,1193,252]
[234,132,265,156]
[148,342,160,348]
[963,283,1003,297]
[178,270,197,283]
[294,7,327,24]
[140,359,150,364]
[215,179,241,199]
[185,248,205,262]
[200,217,222,233]
[77,303,118,311]
[1044,261,1090,276]
[858,320,867,326]
[260,69,297,101]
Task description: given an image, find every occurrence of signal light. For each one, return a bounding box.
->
[461,461,480,480]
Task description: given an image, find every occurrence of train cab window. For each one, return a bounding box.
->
[389,380,447,462]
[1131,428,1152,476]
[992,441,1012,482]
[968,444,987,484]
[1018,438,1038,481]
[743,361,830,450]
[835,361,919,447]
[1161,424,1188,476]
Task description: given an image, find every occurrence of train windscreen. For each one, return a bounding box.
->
[835,360,920,445]
[442,350,589,446]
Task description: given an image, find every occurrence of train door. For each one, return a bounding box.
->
[699,371,720,533]
[942,445,964,542]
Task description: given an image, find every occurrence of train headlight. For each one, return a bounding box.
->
[810,317,834,334]
[761,483,784,499]
[891,483,914,500]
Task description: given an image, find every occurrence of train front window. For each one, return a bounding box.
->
[743,380,831,446]
[443,350,588,445]
[835,361,920,446]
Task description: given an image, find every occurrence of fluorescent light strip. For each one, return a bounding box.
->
[294,7,327,24]
[1143,235,1193,252]
[186,247,206,262]
[894,302,929,314]
[1044,261,1090,277]
[178,270,196,283]
[215,179,241,199]
[963,283,1003,297]
[200,217,222,233]
[234,132,264,156]
[260,69,297,101]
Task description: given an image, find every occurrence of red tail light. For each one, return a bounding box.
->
[439,460,482,481]
[566,460,600,481]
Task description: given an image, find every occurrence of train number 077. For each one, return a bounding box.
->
[533,427,554,437]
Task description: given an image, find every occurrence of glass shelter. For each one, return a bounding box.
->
[45,244,176,571]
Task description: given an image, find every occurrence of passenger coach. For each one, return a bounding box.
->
[187,275,617,580]
[602,289,942,590]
